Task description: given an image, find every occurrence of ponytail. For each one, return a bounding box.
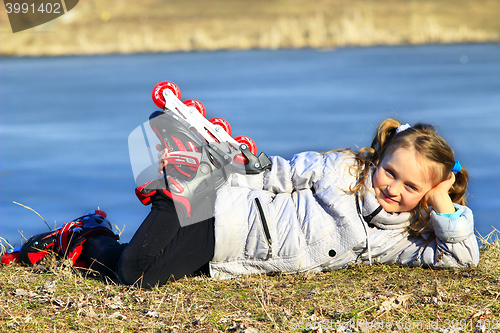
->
[449,168,469,206]
[342,118,403,194]
[369,118,401,162]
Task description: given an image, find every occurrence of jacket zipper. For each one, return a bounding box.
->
[254,198,272,259]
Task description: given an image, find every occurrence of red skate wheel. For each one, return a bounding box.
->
[234,135,257,155]
[233,154,249,165]
[183,99,207,118]
[208,117,232,136]
[152,81,181,109]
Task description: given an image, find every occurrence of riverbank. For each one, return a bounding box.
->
[0,233,498,332]
[1,0,499,56]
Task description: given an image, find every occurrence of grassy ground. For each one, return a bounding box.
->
[0,232,499,332]
[1,0,499,56]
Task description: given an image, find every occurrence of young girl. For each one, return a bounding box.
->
[11,118,479,288]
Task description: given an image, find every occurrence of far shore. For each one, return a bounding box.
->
[0,0,499,57]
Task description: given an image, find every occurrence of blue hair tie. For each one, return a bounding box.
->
[452,160,461,174]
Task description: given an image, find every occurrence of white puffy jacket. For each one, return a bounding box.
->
[209,151,479,278]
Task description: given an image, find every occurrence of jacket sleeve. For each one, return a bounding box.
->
[383,233,479,268]
[364,205,480,268]
[288,151,353,190]
[288,151,326,189]
[286,151,363,219]
[263,150,357,194]
[263,151,342,193]
[260,151,324,194]
[430,204,474,243]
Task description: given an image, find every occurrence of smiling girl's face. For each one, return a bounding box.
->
[372,147,438,213]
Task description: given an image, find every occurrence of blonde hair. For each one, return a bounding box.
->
[328,118,469,232]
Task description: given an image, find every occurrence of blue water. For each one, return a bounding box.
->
[1,44,500,245]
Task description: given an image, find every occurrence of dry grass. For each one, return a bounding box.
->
[0,231,499,332]
[0,0,499,56]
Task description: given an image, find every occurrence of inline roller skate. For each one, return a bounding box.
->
[150,80,271,174]
[1,210,118,267]
[134,81,272,227]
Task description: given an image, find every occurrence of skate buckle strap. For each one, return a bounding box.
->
[238,144,272,174]
[60,213,119,265]
[136,179,160,205]
[58,220,81,256]
[16,228,59,265]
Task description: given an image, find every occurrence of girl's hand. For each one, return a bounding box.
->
[425,172,456,214]
[157,145,170,176]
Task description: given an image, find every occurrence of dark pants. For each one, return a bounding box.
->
[83,195,215,288]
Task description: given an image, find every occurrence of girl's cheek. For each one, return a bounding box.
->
[409,193,424,207]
